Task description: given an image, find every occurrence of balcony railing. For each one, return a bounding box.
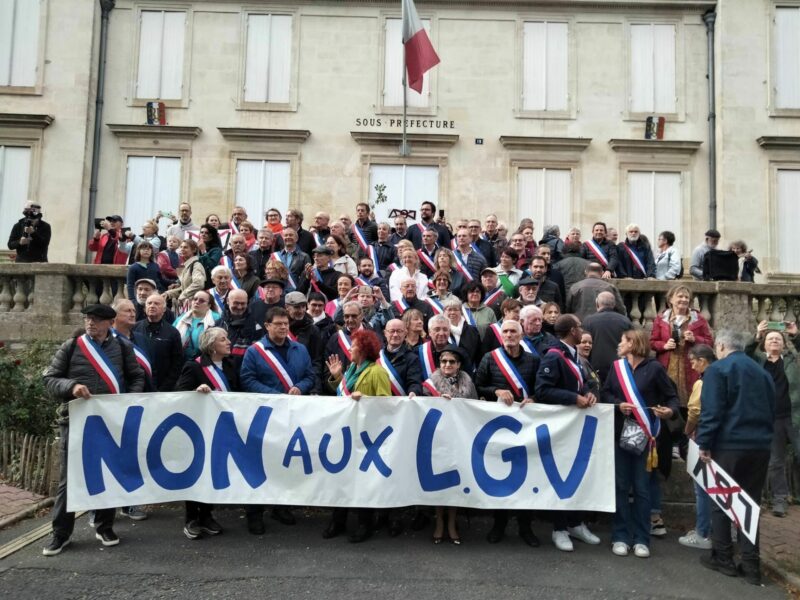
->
[1,263,800,342]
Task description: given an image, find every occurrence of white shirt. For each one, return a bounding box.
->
[389,267,430,302]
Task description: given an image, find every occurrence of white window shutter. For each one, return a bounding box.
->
[268,15,292,103]
[160,11,185,100]
[0,0,14,86]
[404,165,439,211]
[0,146,32,242]
[775,8,800,109]
[517,168,545,229]
[244,14,270,103]
[136,11,164,98]
[10,0,39,86]
[630,24,654,113]
[124,156,156,231]
[523,22,546,111]
[777,170,800,272]
[546,22,568,111]
[383,18,404,106]
[236,159,266,221]
[369,165,404,224]
[653,24,676,113]
[545,168,571,229]
[627,171,654,237]
[653,172,681,245]
[152,158,181,232]
[263,160,290,216]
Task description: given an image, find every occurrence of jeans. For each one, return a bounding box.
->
[710,449,769,568]
[768,416,800,502]
[613,446,651,546]
[649,470,663,516]
[52,424,115,538]
[694,482,712,538]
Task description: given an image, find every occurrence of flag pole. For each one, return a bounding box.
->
[400,0,410,157]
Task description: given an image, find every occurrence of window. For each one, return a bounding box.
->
[135,10,186,100]
[383,17,431,109]
[630,23,676,114]
[517,168,571,232]
[774,7,800,109]
[0,145,31,242]
[368,164,439,224]
[522,21,568,112]
[235,159,290,225]
[627,171,682,244]
[243,13,292,104]
[125,156,181,234]
[0,0,41,87]
[776,169,800,273]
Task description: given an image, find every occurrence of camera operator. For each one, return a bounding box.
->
[7,201,51,263]
[88,215,128,265]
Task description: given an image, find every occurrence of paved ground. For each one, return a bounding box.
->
[761,506,800,578]
[0,484,43,520]
[0,506,792,599]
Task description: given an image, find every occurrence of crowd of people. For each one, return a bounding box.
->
[37,201,796,588]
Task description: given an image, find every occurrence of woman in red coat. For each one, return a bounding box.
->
[649,284,714,405]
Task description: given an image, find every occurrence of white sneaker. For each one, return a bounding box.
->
[568,523,601,545]
[633,543,650,558]
[552,530,574,552]
[612,542,629,556]
[678,530,712,550]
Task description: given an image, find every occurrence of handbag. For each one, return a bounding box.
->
[619,417,648,455]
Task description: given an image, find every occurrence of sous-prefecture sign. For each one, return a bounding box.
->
[68,393,615,512]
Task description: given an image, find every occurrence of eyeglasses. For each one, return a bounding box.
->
[439,359,458,365]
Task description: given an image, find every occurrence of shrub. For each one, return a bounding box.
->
[0,340,59,437]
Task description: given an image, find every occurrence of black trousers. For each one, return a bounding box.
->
[492,510,533,530]
[710,449,770,567]
[330,507,374,528]
[185,501,213,523]
[52,424,115,537]
[552,511,584,532]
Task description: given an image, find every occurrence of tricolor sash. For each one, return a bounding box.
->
[353,224,369,252]
[355,275,371,287]
[584,240,609,268]
[415,223,426,236]
[367,245,380,270]
[272,251,297,289]
[253,342,295,392]
[488,322,503,344]
[450,238,457,250]
[377,350,406,396]
[197,357,230,391]
[228,221,240,235]
[131,344,153,379]
[470,241,484,258]
[208,288,227,314]
[462,306,476,327]
[422,378,440,396]
[220,254,235,271]
[76,334,124,394]
[337,330,353,361]
[484,286,504,307]
[425,297,444,315]
[623,243,646,275]
[313,231,325,247]
[310,267,324,294]
[453,250,474,281]
[230,272,243,290]
[287,331,298,342]
[417,249,437,273]
[613,358,660,469]
[491,348,530,399]
[520,338,539,356]
[336,377,351,397]
[418,342,436,379]
[547,348,584,391]
[393,298,411,315]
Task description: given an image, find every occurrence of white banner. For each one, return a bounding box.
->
[68,393,615,512]
[686,440,761,545]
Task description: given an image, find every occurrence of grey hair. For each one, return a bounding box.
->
[500,320,523,334]
[596,291,616,309]
[211,265,232,278]
[520,305,543,320]
[442,296,462,310]
[715,329,747,352]
[199,327,228,356]
[342,300,362,314]
[543,225,560,237]
[428,314,450,330]
[111,298,134,312]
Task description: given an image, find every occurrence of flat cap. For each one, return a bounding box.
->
[81,304,117,319]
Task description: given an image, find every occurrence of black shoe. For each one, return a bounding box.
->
[700,553,737,577]
[486,526,505,544]
[247,517,265,535]
[199,515,223,536]
[95,529,120,547]
[410,511,430,531]
[322,521,345,539]
[271,507,296,526]
[388,519,404,537]
[348,524,372,543]
[184,520,201,540]
[519,528,541,547]
[42,535,70,556]
[737,563,762,586]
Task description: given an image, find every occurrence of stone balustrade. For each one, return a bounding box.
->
[2,263,800,343]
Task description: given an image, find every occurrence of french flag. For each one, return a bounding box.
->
[402,0,440,94]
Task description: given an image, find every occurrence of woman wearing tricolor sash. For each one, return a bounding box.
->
[601,328,679,559]
[231,253,260,299]
[175,327,238,541]
[323,329,390,544]
[422,345,477,545]
[461,281,497,337]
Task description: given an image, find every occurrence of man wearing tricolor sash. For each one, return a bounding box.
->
[42,304,146,556]
[535,314,602,553]
[379,319,423,396]
[416,229,439,277]
[454,226,488,282]
[392,278,435,325]
[355,255,390,300]
[406,201,451,249]
[111,300,155,393]
[615,224,655,280]
[358,222,397,273]
[475,319,542,548]
[274,227,312,285]
[297,246,339,299]
[351,202,378,245]
[580,222,618,279]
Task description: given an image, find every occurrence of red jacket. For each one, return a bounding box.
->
[649,310,713,397]
[88,232,128,265]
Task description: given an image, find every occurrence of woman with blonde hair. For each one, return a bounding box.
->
[389,248,429,301]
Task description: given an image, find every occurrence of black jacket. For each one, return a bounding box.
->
[476,347,540,402]
[290,314,324,393]
[455,323,482,371]
[582,310,633,381]
[407,222,452,250]
[175,354,240,392]
[296,266,339,300]
[295,227,316,256]
[392,297,435,328]
[351,219,379,244]
[616,239,656,279]
[383,344,424,396]
[535,341,590,405]
[472,237,496,268]
[8,218,51,262]
[274,248,312,284]
[580,239,619,274]
[215,309,261,369]
[358,241,397,272]
[132,318,183,391]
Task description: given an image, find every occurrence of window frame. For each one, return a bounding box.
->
[623,16,685,122]
[376,11,438,117]
[229,153,297,224]
[0,0,48,96]
[623,169,685,250]
[769,2,800,117]
[237,6,300,113]
[511,161,578,231]
[129,3,193,108]
[768,161,800,279]
[515,14,576,120]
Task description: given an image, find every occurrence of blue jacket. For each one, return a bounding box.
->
[616,239,656,279]
[240,336,316,394]
[535,341,591,405]
[696,351,775,451]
